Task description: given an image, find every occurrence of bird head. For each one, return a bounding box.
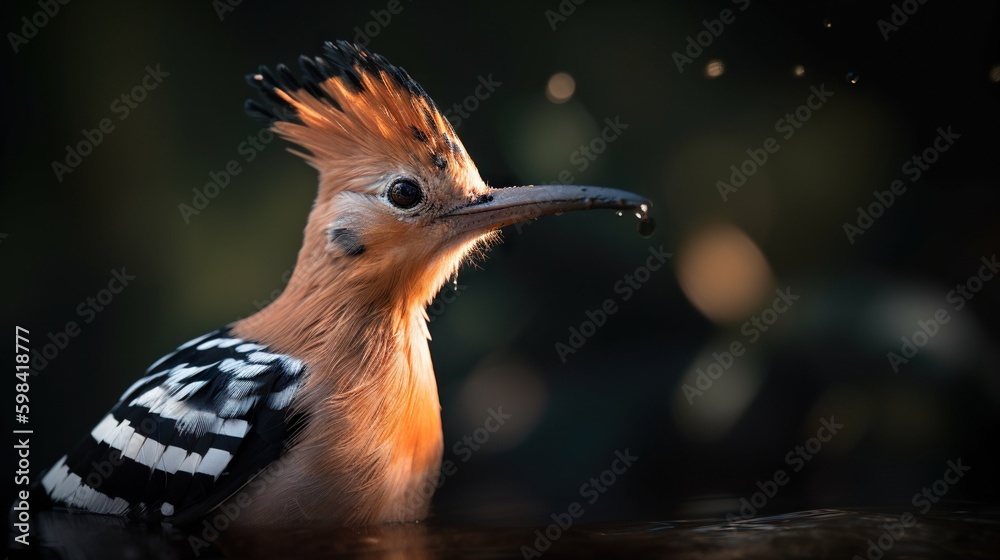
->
[247,41,653,314]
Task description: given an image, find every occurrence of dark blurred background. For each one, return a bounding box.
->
[4,0,999,527]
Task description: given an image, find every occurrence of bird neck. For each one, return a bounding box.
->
[231,200,461,379]
[232,256,427,373]
[231,255,445,523]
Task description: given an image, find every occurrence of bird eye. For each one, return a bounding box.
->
[388,179,423,209]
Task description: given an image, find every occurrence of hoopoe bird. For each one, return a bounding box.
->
[37,41,653,526]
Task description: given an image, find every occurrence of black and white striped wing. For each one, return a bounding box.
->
[39,327,309,524]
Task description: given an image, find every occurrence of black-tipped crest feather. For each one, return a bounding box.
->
[244,40,438,125]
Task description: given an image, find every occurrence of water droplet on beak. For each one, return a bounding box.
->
[638,217,656,238]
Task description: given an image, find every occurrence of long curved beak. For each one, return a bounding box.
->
[442,185,655,238]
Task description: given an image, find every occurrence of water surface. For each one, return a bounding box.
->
[19,506,999,559]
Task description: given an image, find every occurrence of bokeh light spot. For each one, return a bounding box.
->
[705,59,725,79]
[456,356,548,453]
[676,224,775,324]
[672,348,763,442]
[545,72,576,103]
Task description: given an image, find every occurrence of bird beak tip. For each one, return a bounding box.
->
[442,184,655,238]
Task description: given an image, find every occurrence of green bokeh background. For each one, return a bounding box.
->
[4,0,1000,523]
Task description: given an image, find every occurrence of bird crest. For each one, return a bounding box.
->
[246,40,473,198]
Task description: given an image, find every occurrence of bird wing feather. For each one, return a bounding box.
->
[38,327,309,525]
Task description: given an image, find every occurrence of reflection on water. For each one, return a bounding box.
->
[12,507,999,559]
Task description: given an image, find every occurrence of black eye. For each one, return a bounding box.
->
[388,179,423,209]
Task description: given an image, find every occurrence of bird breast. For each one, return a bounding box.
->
[229,314,444,526]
